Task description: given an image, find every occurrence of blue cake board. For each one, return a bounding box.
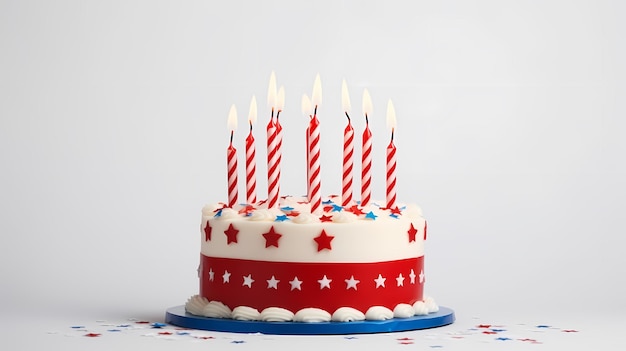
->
[165,305,454,335]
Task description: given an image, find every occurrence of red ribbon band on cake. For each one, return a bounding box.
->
[200,255,424,313]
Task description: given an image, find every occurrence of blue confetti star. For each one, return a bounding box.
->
[344,336,358,339]
[214,209,223,217]
[331,204,343,212]
[322,199,333,205]
[429,346,443,349]
[107,329,122,332]
[117,324,130,328]
[495,337,512,341]
[389,213,399,219]
[536,325,550,328]
[491,329,506,332]
[365,211,378,220]
[275,215,289,222]
[151,322,167,328]
[176,331,190,335]
[280,206,294,211]
[70,326,85,329]
[231,340,246,344]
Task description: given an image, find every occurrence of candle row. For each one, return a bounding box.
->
[225,73,399,212]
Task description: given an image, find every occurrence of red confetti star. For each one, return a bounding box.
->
[313,230,334,251]
[224,223,239,244]
[562,329,579,333]
[286,211,300,217]
[319,215,333,223]
[262,226,282,248]
[482,331,497,335]
[323,205,334,212]
[238,205,255,215]
[407,223,418,242]
[135,321,150,324]
[399,341,414,345]
[346,205,365,216]
[397,337,413,341]
[84,333,101,337]
[204,222,212,241]
[158,331,173,335]
[195,336,215,340]
[477,324,491,328]
[389,206,402,215]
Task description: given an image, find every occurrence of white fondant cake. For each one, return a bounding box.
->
[185,195,438,322]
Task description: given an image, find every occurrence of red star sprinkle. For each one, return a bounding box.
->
[84,333,101,337]
[204,222,212,241]
[158,331,173,335]
[482,331,497,335]
[262,226,282,248]
[135,321,150,324]
[562,329,579,333]
[424,221,427,240]
[407,223,418,242]
[319,215,333,222]
[397,337,413,341]
[224,223,239,244]
[323,205,334,212]
[286,211,300,217]
[238,205,255,215]
[477,324,491,328]
[195,336,215,340]
[389,206,402,215]
[399,341,414,345]
[313,230,334,251]
[346,205,365,215]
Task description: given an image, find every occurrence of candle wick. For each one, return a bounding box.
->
[314,105,317,118]
[271,107,274,119]
[391,129,394,143]
[249,120,253,132]
[230,130,234,145]
[365,114,369,125]
[276,110,281,120]
[345,111,351,122]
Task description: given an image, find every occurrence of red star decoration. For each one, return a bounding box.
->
[204,222,212,241]
[238,205,255,215]
[262,226,282,248]
[482,331,497,335]
[158,331,173,335]
[389,206,402,215]
[323,205,334,212]
[313,230,334,251]
[477,324,491,328]
[407,223,418,242]
[319,215,333,223]
[346,205,365,216]
[562,329,578,333]
[286,211,300,217]
[424,221,428,240]
[224,223,239,244]
[84,333,101,337]
[397,337,413,341]
[213,204,226,213]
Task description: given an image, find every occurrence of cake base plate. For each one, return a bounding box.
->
[165,305,455,335]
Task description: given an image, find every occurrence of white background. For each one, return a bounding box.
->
[1,0,625,349]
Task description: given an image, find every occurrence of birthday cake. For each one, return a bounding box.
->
[183,74,439,323]
[184,196,438,322]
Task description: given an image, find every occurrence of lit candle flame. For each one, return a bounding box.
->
[311,73,322,108]
[277,86,285,112]
[386,99,397,133]
[341,79,351,114]
[228,104,238,132]
[362,89,373,119]
[301,94,312,116]
[267,71,277,110]
[248,95,257,126]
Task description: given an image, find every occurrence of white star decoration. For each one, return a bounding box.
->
[222,270,231,283]
[345,275,360,290]
[208,268,215,282]
[409,269,416,284]
[396,273,405,287]
[318,275,332,289]
[242,274,254,288]
[289,277,302,291]
[419,269,425,284]
[267,275,280,289]
[374,274,386,288]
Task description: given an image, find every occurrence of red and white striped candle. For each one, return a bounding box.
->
[301,94,312,200]
[275,86,285,185]
[341,79,354,207]
[385,99,397,209]
[245,96,257,204]
[309,74,322,213]
[361,89,373,206]
[266,72,280,208]
[227,105,238,207]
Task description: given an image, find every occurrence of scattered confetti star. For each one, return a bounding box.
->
[224,223,239,244]
[176,331,190,335]
[365,211,378,220]
[495,337,512,341]
[331,204,343,212]
[280,206,294,211]
[407,223,418,242]
[204,222,212,241]
[275,214,289,222]
[389,213,399,219]
[389,206,402,215]
[319,215,333,222]
[158,331,173,335]
[107,329,121,332]
[84,333,101,337]
[323,205,334,212]
[562,329,579,333]
[313,230,335,251]
[346,205,365,215]
[536,325,550,328]
[262,226,282,248]
[151,322,167,328]
[344,336,358,339]
[71,326,85,329]
[214,208,223,217]
[231,340,246,344]
[482,331,497,335]
[286,211,300,217]
[477,324,492,328]
[491,328,506,332]
[322,199,333,205]
[135,321,150,324]
[397,337,413,341]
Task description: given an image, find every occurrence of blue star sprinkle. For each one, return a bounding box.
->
[70,326,85,329]
[389,213,399,219]
[151,322,167,328]
[365,211,378,220]
[176,331,190,335]
[536,325,550,328]
[214,209,223,217]
[107,329,122,332]
[495,337,512,341]
[322,199,333,205]
[231,340,246,344]
[331,204,343,212]
[491,328,506,332]
[344,336,358,340]
[275,215,289,222]
[280,206,294,211]
[116,324,130,328]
